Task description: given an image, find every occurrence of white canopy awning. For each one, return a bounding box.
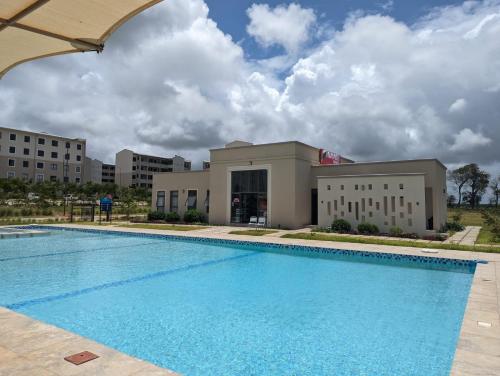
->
[0,0,163,78]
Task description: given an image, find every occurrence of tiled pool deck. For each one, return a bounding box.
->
[1,224,499,375]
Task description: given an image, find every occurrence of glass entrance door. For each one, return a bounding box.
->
[230,170,267,224]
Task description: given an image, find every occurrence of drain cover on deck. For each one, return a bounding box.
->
[64,351,99,365]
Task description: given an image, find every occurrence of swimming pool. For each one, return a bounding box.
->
[0,227,475,375]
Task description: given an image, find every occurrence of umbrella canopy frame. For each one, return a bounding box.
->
[0,0,163,78]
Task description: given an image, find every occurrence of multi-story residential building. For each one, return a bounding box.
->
[152,140,447,235]
[115,149,191,189]
[101,163,115,184]
[83,157,103,184]
[0,126,86,183]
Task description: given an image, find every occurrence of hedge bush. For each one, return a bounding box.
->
[147,211,166,221]
[183,209,205,223]
[331,219,351,233]
[441,221,465,232]
[389,226,404,237]
[357,222,379,235]
[165,211,180,222]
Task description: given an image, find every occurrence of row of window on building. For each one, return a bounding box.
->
[1,132,82,149]
[326,183,406,191]
[326,195,417,226]
[156,190,209,213]
[1,146,81,161]
[6,171,80,183]
[6,159,80,172]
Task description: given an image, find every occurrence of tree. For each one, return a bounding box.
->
[464,163,490,209]
[490,177,499,207]
[448,166,471,207]
[118,187,136,219]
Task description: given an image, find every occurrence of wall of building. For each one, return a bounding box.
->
[83,157,103,184]
[208,141,320,228]
[311,159,447,230]
[318,174,427,235]
[0,127,86,183]
[152,171,210,218]
[115,149,134,187]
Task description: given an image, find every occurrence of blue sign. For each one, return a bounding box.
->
[100,197,113,212]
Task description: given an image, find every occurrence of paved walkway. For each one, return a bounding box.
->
[445,226,482,245]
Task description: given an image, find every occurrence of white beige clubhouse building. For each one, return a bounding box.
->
[152,140,447,235]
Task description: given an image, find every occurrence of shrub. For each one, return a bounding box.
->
[165,211,180,223]
[147,211,166,221]
[389,226,404,237]
[442,221,465,232]
[183,209,205,223]
[452,211,463,223]
[357,222,379,235]
[331,219,351,233]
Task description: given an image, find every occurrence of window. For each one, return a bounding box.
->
[205,190,210,213]
[65,153,70,160]
[334,200,338,211]
[361,185,365,191]
[384,183,388,190]
[361,215,365,222]
[63,176,69,183]
[23,148,29,155]
[355,184,358,190]
[51,152,58,158]
[50,176,57,182]
[7,171,15,179]
[399,196,404,207]
[341,211,344,217]
[51,163,57,170]
[22,161,29,168]
[355,202,359,221]
[187,190,197,210]
[24,135,30,142]
[341,196,344,205]
[156,191,166,212]
[65,142,70,148]
[400,212,404,218]
[327,201,331,215]
[9,146,15,153]
[369,211,373,217]
[368,198,373,206]
[399,183,404,189]
[407,202,412,215]
[75,177,81,184]
[38,138,45,145]
[408,218,413,226]
[341,185,344,190]
[391,196,396,212]
[75,166,81,173]
[361,198,365,212]
[231,169,268,223]
[37,150,44,157]
[52,140,58,147]
[368,184,372,190]
[376,201,380,210]
[391,216,396,226]
[9,133,16,141]
[348,202,352,213]
[170,191,179,212]
[383,196,388,216]
[36,174,44,182]
[8,159,15,167]
[77,144,82,150]
[327,185,331,191]
[76,155,81,161]
[36,162,44,169]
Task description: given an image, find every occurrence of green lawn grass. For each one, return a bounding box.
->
[448,207,499,244]
[118,223,206,231]
[282,232,500,253]
[229,229,278,236]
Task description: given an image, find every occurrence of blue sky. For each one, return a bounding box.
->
[205,0,463,58]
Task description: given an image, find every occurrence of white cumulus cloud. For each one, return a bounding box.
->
[449,98,467,113]
[450,128,492,151]
[246,3,316,53]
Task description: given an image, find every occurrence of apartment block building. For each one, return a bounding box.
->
[102,163,115,184]
[0,126,86,183]
[115,149,191,189]
[83,157,103,184]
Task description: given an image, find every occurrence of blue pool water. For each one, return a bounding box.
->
[0,228,475,375]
